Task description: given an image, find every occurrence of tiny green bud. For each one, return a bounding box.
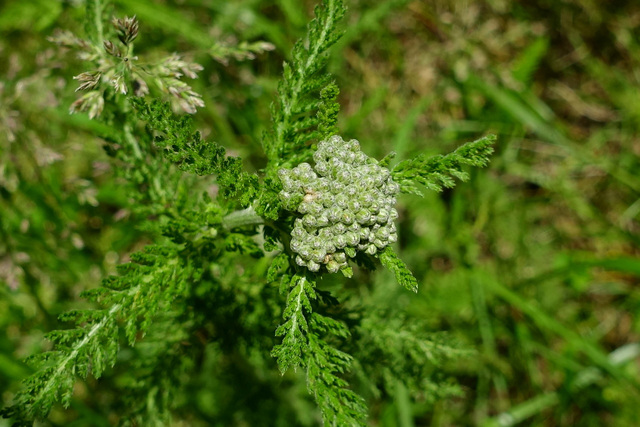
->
[311,238,324,249]
[355,152,367,164]
[334,252,347,263]
[307,260,321,272]
[315,161,329,175]
[341,211,354,224]
[302,214,316,227]
[313,150,325,163]
[346,139,360,151]
[329,157,343,169]
[360,193,374,207]
[298,247,311,259]
[311,249,326,263]
[330,180,344,194]
[333,223,346,234]
[280,190,292,201]
[326,260,340,273]
[344,151,356,164]
[362,176,376,188]
[345,232,359,246]
[297,163,313,174]
[327,207,342,223]
[345,247,357,258]
[337,170,351,182]
[290,239,302,252]
[376,212,389,223]
[386,181,400,195]
[308,202,323,215]
[345,186,358,197]
[335,194,348,208]
[317,140,330,152]
[355,209,371,224]
[376,227,390,240]
[347,200,361,212]
[324,241,336,253]
[291,226,305,238]
[329,135,342,144]
[316,214,329,227]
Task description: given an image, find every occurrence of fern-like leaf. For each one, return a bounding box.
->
[133,98,259,207]
[272,274,314,373]
[1,244,193,422]
[392,134,496,196]
[272,274,368,425]
[379,246,419,293]
[263,0,346,167]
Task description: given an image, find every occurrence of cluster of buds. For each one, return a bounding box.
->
[151,54,204,114]
[279,135,399,273]
[112,15,139,45]
[56,15,204,118]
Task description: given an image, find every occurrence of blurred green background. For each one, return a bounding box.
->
[1,0,640,425]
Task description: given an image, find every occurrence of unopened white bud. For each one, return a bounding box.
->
[326,260,340,273]
[334,252,347,263]
[307,260,321,272]
[374,239,386,249]
[333,223,346,234]
[302,215,316,227]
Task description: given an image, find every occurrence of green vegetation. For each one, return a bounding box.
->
[1,0,639,426]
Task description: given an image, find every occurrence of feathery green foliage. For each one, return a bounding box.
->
[352,311,469,405]
[132,98,259,207]
[392,134,496,196]
[1,0,496,425]
[379,246,418,293]
[2,242,195,422]
[263,0,346,167]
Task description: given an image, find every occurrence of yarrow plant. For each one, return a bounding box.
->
[1,0,495,425]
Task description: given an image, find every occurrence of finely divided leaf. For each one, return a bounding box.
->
[263,0,347,167]
[272,275,368,425]
[133,98,259,206]
[379,246,419,293]
[272,275,314,373]
[267,252,290,283]
[2,244,192,422]
[392,134,495,196]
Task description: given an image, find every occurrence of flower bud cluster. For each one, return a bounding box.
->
[279,135,399,273]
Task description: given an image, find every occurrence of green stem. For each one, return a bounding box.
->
[221,206,264,231]
[123,119,143,160]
